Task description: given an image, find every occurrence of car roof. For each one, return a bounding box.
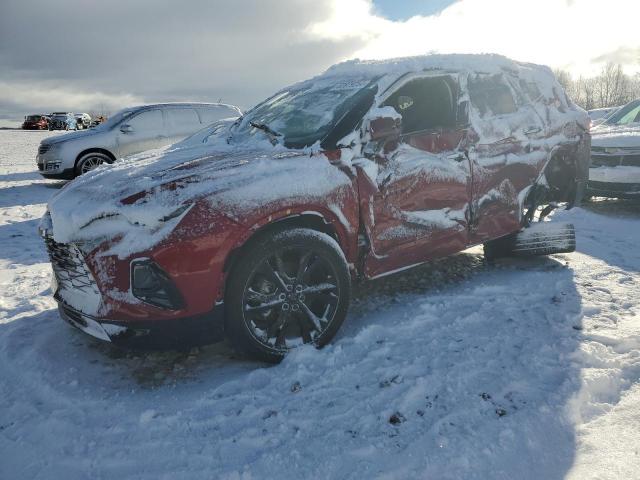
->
[119,102,242,115]
[320,53,549,79]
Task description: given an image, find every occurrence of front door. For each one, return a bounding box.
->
[357,75,473,278]
[116,108,166,158]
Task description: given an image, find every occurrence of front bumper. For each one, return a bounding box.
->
[587,165,640,198]
[39,167,75,180]
[58,301,226,348]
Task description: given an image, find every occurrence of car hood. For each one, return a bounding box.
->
[46,142,351,258]
[42,128,96,145]
[591,123,640,149]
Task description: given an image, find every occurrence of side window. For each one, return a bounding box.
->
[198,107,235,125]
[468,74,517,116]
[127,109,164,133]
[617,104,640,125]
[382,77,456,135]
[166,108,200,132]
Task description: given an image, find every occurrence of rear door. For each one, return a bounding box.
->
[358,74,473,278]
[116,108,166,157]
[466,73,546,243]
[165,107,202,145]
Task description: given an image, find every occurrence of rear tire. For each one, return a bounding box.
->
[225,227,351,363]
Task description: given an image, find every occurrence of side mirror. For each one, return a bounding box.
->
[368,116,402,141]
[120,124,133,134]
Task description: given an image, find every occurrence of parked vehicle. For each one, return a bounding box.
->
[22,114,49,130]
[588,99,640,198]
[588,106,621,127]
[48,113,78,131]
[40,54,589,361]
[89,115,106,128]
[74,113,92,129]
[36,103,242,179]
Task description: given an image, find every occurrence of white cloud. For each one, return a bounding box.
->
[310,0,640,76]
[1,0,638,122]
[0,81,143,118]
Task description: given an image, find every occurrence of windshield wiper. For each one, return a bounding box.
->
[250,121,282,145]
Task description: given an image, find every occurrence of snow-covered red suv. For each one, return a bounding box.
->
[41,54,590,362]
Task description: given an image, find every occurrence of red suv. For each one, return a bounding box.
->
[41,54,590,362]
[22,114,49,130]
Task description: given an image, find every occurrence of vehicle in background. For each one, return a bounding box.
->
[40,54,589,361]
[588,106,621,127]
[89,115,106,128]
[588,99,640,198]
[74,113,92,129]
[36,103,242,179]
[22,114,49,130]
[48,113,78,131]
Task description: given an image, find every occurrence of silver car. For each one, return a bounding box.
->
[37,102,242,179]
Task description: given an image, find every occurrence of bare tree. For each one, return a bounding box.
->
[554,63,640,110]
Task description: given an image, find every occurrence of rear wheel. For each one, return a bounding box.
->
[75,152,111,176]
[225,227,351,363]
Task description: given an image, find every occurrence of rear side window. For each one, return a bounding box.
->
[198,107,236,125]
[128,109,164,132]
[468,74,517,116]
[166,108,200,130]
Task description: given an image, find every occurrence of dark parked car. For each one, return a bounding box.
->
[22,114,49,130]
[41,54,589,362]
[48,113,78,131]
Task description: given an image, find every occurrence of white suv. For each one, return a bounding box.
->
[74,113,92,129]
[37,102,242,179]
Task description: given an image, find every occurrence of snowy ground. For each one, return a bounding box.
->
[1,130,639,479]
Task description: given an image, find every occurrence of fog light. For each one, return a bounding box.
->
[131,259,184,310]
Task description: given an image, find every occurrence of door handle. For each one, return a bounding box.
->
[447,152,467,162]
[524,126,541,135]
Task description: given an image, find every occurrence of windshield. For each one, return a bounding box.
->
[93,109,135,130]
[52,115,67,120]
[233,76,379,149]
[26,116,41,121]
[605,100,640,126]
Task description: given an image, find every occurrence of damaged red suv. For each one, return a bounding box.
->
[41,54,590,361]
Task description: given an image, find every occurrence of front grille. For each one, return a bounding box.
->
[591,154,621,167]
[588,180,640,193]
[38,144,52,155]
[591,147,640,167]
[44,237,101,299]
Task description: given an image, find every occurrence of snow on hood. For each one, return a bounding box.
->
[591,123,640,149]
[46,135,350,258]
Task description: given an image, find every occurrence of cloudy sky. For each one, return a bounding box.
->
[1,0,638,125]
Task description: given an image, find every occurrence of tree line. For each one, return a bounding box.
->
[554,63,640,111]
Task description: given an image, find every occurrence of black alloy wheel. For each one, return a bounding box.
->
[225,228,351,362]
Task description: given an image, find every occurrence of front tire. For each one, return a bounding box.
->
[75,152,111,176]
[225,227,351,363]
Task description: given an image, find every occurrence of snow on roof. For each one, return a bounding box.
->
[320,53,549,79]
